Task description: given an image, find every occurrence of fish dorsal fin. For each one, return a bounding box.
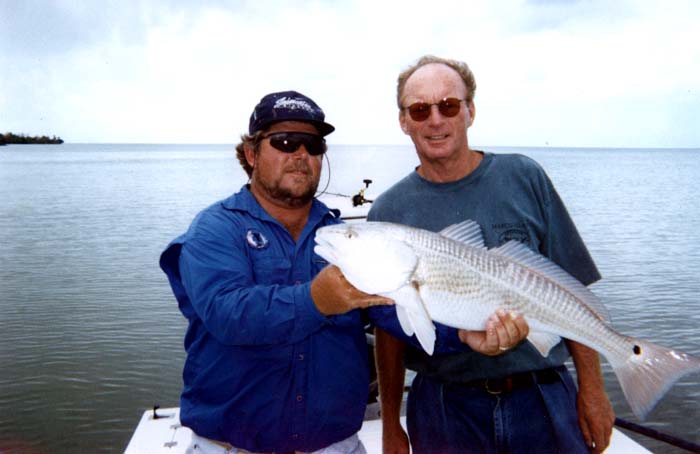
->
[439,220,486,249]
[492,240,611,323]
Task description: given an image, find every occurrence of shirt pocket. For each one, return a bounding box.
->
[251,256,292,285]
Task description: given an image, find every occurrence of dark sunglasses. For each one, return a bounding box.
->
[261,132,327,156]
[403,97,466,122]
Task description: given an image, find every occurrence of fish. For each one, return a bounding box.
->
[314,219,700,420]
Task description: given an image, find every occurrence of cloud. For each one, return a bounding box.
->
[1,0,698,146]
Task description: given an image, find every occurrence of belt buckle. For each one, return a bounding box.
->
[485,378,503,395]
[485,377,515,394]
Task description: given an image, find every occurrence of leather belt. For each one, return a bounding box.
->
[458,367,562,395]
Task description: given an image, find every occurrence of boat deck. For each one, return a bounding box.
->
[124,407,651,453]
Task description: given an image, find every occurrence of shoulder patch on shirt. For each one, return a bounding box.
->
[246,229,269,249]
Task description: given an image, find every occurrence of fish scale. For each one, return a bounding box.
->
[314,220,700,420]
[409,233,583,337]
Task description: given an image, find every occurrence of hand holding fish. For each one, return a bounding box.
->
[457,309,529,356]
[311,264,394,315]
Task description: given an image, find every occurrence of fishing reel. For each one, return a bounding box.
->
[352,179,373,207]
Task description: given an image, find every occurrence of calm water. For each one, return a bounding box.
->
[0,144,699,453]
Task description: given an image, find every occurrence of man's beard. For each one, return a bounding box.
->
[255,164,319,208]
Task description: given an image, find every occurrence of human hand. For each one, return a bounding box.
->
[577,383,615,453]
[457,309,529,355]
[310,265,393,316]
[382,424,410,454]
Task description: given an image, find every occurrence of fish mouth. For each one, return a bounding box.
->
[315,224,354,265]
[313,234,337,265]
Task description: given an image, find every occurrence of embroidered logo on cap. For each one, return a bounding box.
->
[246,229,269,249]
[274,97,315,113]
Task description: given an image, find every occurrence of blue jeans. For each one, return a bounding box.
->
[406,367,588,454]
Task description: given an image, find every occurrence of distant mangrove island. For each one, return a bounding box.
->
[0,132,64,145]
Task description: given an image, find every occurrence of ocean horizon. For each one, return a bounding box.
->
[6,141,700,149]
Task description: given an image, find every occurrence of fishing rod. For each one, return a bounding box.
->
[321,179,374,206]
[320,179,374,220]
[317,153,373,208]
[614,417,700,453]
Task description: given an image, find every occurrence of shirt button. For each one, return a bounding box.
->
[296,395,303,402]
[298,354,304,361]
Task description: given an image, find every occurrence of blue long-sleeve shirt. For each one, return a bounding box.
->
[159,186,369,453]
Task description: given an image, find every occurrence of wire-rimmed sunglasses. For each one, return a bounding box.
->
[261,132,327,156]
[402,97,467,122]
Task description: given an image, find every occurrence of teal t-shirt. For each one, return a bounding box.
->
[368,151,600,381]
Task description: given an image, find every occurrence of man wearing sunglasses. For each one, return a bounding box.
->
[160,91,391,454]
[368,56,615,454]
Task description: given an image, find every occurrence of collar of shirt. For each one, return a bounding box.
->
[222,184,339,234]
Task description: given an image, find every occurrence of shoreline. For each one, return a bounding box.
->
[1,132,64,145]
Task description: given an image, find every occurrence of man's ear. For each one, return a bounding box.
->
[466,101,476,127]
[244,143,256,169]
[399,111,409,135]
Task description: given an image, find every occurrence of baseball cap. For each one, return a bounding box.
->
[248,90,335,136]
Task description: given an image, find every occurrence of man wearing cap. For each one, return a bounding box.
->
[160,91,390,454]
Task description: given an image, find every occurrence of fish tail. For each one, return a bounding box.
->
[610,337,700,420]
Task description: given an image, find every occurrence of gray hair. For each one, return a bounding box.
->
[396,55,477,108]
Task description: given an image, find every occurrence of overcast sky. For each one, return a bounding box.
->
[1,0,699,147]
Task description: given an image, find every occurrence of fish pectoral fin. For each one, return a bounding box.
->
[395,305,414,336]
[387,285,436,355]
[410,309,436,356]
[527,332,562,357]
